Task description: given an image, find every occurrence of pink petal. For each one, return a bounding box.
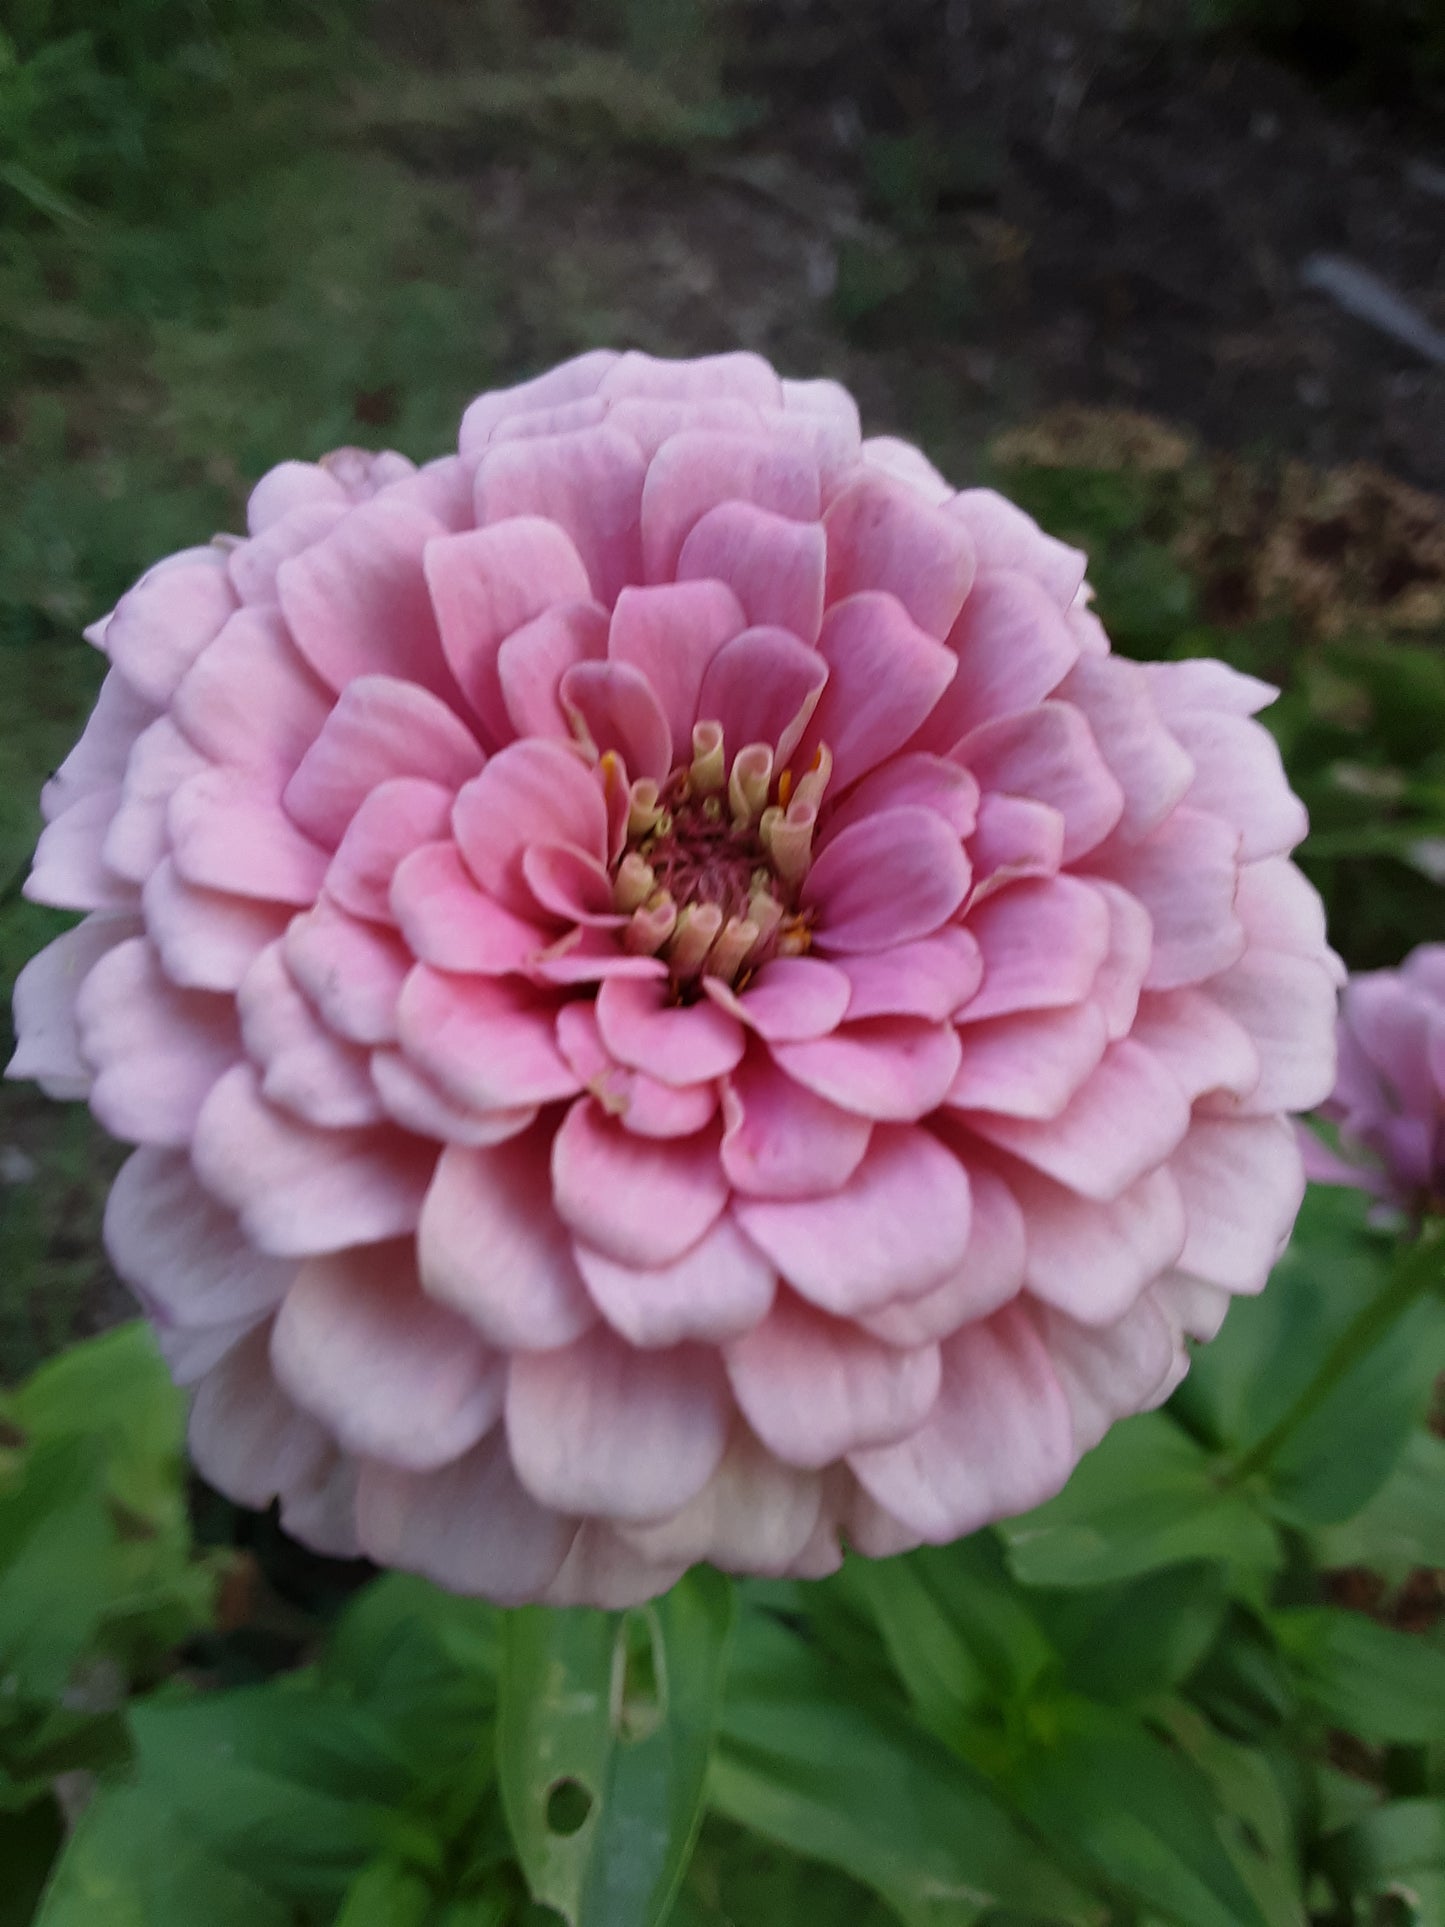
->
[26,789,134,912]
[229,500,347,604]
[835,928,984,1022]
[617,1429,822,1577]
[1172,1115,1305,1293]
[358,1435,577,1604]
[733,1122,971,1314]
[947,490,1087,605]
[277,495,461,702]
[1056,656,1195,840]
[189,1327,332,1511]
[40,670,156,823]
[772,1017,962,1122]
[559,658,673,782]
[141,859,288,992]
[1007,1157,1187,1322]
[861,435,951,503]
[608,397,761,461]
[916,570,1080,747]
[104,1145,291,1327]
[576,1215,776,1347]
[1034,1290,1182,1454]
[6,913,141,1099]
[418,1133,597,1348]
[825,474,976,638]
[602,349,783,408]
[103,549,238,706]
[237,942,384,1130]
[551,1098,728,1265]
[474,424,647,604]
[172,605,331,781]
[523,850,621,939]
[272,1241,504,1470]
[797,594,958,791]
[1166,711,1309,860]
[967,793,1065,893]
[1203,950,1340,1114]
[325,777,454,925]
[506,1328,732,1521]
[861,1162,1026,1343]
[706,956,852,1042]
[397,966,580,1110]
[102,720,209,883]
[640,430,819,582]
[424,518,593,744]
[284,901,410,1046]
[850,1303,1077,1539]
[1130,988,1261,1104]
[958,702,1124,863]
[283,676,484,849]
[371,1050,537,1147]
[596,973,745,1086]
[1144,657,1277,719]
[458,349,619,452]
[962,875,1111,1021]
[806,805,970,954]
[694,625,827,765]
[168,768,330,905]
[606,580,746,752]
[1087,877,1155,1039]
[719,1046,873,1198]
[947,1003,1109,1119]
[822,753,980,843]
[678,502,827,641]
[966,1039,1191,1201]
[76,936,239,1145]
[555,1002,720,1138]
[1089,805,1246,990]
[1236,858,1335,969]
[191,1064,436,1255]
[391,841,550,974]
[498,601,609,742]
[727,1293,941,1468]
[452,738,607,918]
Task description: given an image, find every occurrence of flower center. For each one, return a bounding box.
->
[610,724,831,990]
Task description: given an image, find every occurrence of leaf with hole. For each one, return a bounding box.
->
[496,1568,733,1927]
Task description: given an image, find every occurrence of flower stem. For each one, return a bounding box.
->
[1226,1224,1445,1488]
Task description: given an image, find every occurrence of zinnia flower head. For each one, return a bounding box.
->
[9,351,1341,1605]
[1305,942,1445,1216]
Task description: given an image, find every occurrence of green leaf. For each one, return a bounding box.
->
[1271,1609,1445,1745]
[1003,1701,1270,1927]
[0,1436,111,1700]
[1000,1414,1279,1591]
[497,1568,733,1927]
[1319,1800,1445,1915]
[35,1785,291,1927]
[838,1537,1055,1743]
[1175,1191,1443,1525]
[1311,1430,1445,1582]
[1030,1564,1228,1706]
[1158,1704,1305,1927]
[675,1817,900,1927]
[712,1611,1099,1927]
[0,1797,63,1927]
[127,1687,419,1903]
[336,1856,436,1927]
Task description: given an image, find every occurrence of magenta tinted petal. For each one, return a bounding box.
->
[734,1122,971,1314]
[474,424,647,605]
[559,658,672,782]
[397,966,579,1111]
[959,702,1124,863]
[498,601,610,743]
[551,1098,728,1265]
[452,739,608,917]
[772,1017,962,1122]
[596,974,746,1086]
[678,502,827,642]
[720,1046,873,1199]
[576,1216,776,1347]
[799,594,958,791]
[805,806,970,954]
[695,626,827,765]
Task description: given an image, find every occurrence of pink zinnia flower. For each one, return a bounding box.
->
[8,351,1340,1605]
[1304,943,1445,1215]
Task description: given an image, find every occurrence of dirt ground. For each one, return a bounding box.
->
[443,0,1445,489]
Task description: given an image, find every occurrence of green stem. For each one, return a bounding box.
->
[1226,1225,1445,1487]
